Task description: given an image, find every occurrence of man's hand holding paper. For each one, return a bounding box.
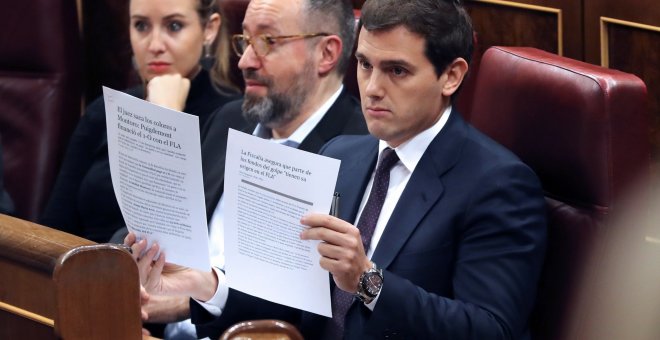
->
[223,129,340,317]
[117,124,341,318]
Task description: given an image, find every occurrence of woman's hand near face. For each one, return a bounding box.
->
[146,74,191,111]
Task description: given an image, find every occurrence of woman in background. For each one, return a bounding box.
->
[41,0,239,242]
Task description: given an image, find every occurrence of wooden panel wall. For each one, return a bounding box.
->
[460,0,660,171]
[456,0,579,118]
[464,0,582,58]
[467,1,560,57]
[584,0,660,171]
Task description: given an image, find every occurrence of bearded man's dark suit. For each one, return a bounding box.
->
[191,89,368,336]
[193,108,546,339]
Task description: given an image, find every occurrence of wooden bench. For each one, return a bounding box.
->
[0,214,145,339]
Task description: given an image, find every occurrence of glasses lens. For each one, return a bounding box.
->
[253,36,268,57]
[232,35,247,56]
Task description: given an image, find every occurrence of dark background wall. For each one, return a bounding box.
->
[81,0,139,104]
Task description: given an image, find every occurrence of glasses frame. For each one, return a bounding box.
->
[231,33,330,57]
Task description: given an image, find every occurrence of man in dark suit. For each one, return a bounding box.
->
[132,1,546,339]
[297,0,547,338]
[131,0,367,338]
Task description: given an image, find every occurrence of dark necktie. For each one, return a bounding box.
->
[324,147,400,339]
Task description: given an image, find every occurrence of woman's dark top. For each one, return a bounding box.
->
[41,70,238,242]
[0,137,14,215]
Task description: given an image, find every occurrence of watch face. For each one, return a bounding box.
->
[365,272,383,295]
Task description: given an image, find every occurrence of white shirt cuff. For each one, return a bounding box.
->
[193,267,229,316]
[364,290,380,311]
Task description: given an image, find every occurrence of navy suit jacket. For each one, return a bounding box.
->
[299,110,547,339]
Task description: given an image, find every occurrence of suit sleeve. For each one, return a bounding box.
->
[362,162,547,339]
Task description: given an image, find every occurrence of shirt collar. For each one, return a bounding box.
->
[253,85,344,145]
[378,105,452,173]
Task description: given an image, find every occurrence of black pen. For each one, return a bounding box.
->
[330,192,340,217]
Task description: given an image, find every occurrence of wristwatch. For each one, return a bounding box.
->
[356,262,384,304]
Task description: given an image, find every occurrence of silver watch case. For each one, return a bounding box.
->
[356,263,383,304]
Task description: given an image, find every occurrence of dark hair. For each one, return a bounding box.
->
[302,0,356,76]
[361,0,473,78]
[195,0,216,24]
[197,0,239,92]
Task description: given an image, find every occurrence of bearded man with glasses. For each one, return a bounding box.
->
[123,0,367,339]
[215,0,366,138]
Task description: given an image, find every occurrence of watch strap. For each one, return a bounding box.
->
[356,262,383,304]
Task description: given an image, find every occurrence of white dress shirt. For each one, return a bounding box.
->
[358,106,451,309]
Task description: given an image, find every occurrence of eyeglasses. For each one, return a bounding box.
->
[231,33,330,57]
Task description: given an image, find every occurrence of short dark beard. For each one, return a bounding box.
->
[241,91,293,128]
[241,59,315,129]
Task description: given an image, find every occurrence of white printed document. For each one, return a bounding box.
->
[224,129,340,317]
[103,86,210,271]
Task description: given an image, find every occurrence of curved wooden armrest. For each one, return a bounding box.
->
[0,214,143,339]
[220,319,303,340]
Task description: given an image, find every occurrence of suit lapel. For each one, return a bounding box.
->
[204,120,257,220]
[372,111,468,268]
[202,128,229,218]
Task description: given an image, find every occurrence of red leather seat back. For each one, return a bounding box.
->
[469,46,649,339]
[0,1,82,221]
